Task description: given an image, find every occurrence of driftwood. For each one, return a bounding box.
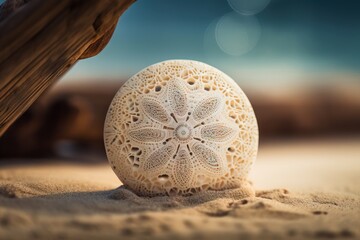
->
[0,0,135,136]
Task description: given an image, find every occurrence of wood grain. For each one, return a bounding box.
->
[0,0,135,136]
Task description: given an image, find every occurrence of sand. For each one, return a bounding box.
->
[0,138,359,240]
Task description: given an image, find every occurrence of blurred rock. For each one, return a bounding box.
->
[0,80,359,159]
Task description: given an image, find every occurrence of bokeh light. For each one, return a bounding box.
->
[215,12,261,56]
[227,0,271,15]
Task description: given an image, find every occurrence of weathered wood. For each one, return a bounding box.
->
[0,0,135,136]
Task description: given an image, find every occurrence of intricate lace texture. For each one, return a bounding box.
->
[104,60,258,196]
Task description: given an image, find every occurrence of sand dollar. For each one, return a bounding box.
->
[104,60,258,196]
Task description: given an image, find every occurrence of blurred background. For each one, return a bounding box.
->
[1,0,359,160]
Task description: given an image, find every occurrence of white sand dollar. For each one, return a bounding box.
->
[104,60,258,196]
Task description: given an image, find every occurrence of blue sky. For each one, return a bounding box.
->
[2,0,360,86]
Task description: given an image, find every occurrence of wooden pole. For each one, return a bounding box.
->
[0,0,135,136]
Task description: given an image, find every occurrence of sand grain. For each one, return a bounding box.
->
[0,139,359,240]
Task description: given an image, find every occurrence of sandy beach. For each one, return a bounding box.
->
[0,138,359,240]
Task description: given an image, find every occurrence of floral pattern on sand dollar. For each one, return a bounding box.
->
[104,60,258,196]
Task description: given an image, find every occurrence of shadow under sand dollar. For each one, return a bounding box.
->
[0,182,255,214]
[0,182,304,222]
